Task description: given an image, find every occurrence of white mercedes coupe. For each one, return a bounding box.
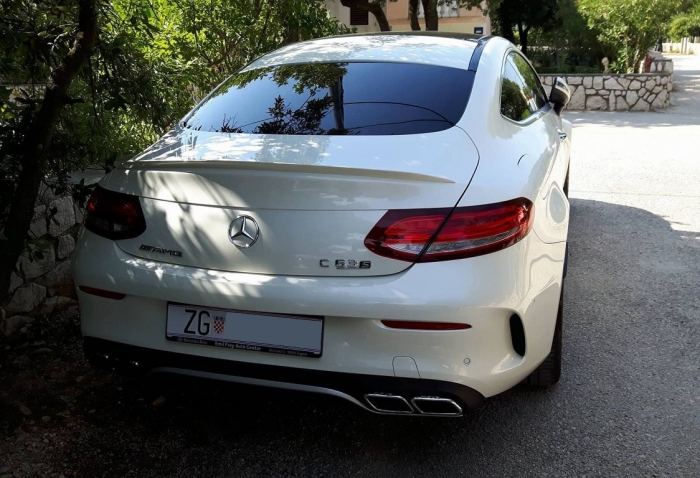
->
[73,33,571,416]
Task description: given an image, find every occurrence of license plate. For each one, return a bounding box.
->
[166,303,323,358]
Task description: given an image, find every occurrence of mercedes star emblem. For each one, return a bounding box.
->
[228,215,260,248]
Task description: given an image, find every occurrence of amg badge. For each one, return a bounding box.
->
[139,244,183,257]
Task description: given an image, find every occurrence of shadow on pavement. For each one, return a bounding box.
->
[1,200,698,477]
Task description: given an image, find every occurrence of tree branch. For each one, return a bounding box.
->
[0,0,99,304]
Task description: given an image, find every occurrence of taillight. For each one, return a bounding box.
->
[78,285,126,300]
[84,186,146,240]
[364,198,533,262]
[381,320,471,330]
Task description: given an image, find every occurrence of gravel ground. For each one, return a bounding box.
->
[1,56,699,477]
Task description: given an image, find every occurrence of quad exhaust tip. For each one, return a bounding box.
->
[365,394,414,414]
[411,396,463,416]
[364,394,462,416]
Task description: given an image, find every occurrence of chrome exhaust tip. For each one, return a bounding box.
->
[365,393,414,414]
[411,397,463,416]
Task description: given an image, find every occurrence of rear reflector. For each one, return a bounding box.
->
[84,185,146,240]
[381,320,471,331]
[365,198,533,262]
[78,286,126,300]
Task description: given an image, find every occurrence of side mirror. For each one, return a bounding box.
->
[550,77,571,116]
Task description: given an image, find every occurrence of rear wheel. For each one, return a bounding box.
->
[525,283,563,387]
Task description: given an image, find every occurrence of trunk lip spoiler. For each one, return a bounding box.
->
[118,160,456,184]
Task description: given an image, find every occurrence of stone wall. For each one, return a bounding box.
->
[1,190,86,336]
[648,58,674,74]
[539,55,674,112]
[540,72,673,112]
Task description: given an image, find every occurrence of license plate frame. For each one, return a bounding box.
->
[165,302,324,358]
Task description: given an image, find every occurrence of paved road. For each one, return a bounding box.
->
[6,57,699,478]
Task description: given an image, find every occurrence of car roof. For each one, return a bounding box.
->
[337,31,486,42]
[245,33,488,72]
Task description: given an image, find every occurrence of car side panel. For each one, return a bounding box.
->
[533,111,570,244]
[457,39,569,244]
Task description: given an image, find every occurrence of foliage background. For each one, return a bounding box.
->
[0,0,348,177]
[578,0,681,73]
[668,1,700,39]
[0,0,348,302]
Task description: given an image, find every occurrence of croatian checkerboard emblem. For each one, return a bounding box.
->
[213,314,226,334]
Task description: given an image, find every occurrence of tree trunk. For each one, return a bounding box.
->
[421,0,438,31]
[518,22,530,56]
[340,0,391,32]
[284,27,300,45]
[408,0,421,31]
[497,5,515,43]
[0,0,98,304]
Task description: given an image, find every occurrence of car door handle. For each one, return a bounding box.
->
[558,131,568,141]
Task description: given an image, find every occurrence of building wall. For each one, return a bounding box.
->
[324,1,383,33]
[325,0,490,35]
[386,0,490,34]
[663,41,700,55]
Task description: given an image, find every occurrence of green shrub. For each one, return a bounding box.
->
[669,14,700,40]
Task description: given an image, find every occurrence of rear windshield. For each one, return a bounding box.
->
[182,62,471,135]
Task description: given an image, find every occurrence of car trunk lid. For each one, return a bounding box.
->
[108,128,479,277]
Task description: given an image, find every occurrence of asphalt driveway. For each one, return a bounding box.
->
[1,56,699,477]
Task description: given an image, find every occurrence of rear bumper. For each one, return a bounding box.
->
[73,228,566,400]
[84,337,485,415]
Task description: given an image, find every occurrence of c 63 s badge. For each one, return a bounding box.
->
[320,259,371,269]
[140,244,183,257]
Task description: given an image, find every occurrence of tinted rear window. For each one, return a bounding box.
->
[182,62,471,135]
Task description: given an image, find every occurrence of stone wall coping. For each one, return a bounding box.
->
[539,72,672,77]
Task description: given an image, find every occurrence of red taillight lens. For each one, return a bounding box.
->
[78,285,126,300]
[84,186,146,240]
[381,320,471,330]
[364,198,534,262]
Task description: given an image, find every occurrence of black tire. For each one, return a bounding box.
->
[563,167,570,197]
[525,284,563,387]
